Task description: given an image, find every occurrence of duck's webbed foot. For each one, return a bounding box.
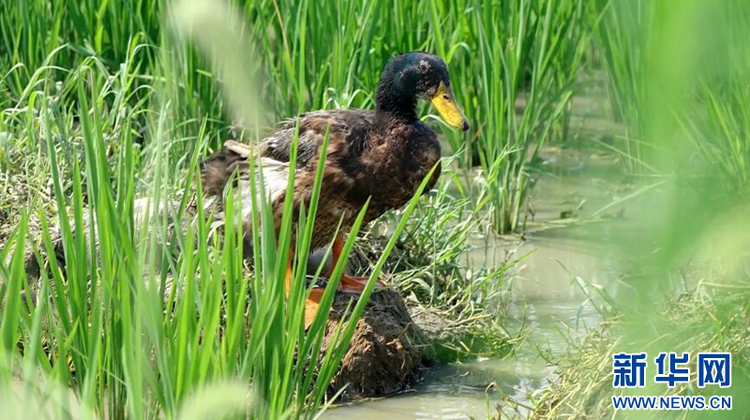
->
[325,235,386,294]
[304,288,324,328]
[338,273,386,294]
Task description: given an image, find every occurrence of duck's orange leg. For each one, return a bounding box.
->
[326,235,385,292]
[285,250,324,329]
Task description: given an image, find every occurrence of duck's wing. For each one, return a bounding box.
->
[200,140,292,230]
[260,109,376,167]
[200,108,374,197]
[201,140,290,201]
[200,109,376,236]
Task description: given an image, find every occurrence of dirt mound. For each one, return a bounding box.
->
[323,288,429,400]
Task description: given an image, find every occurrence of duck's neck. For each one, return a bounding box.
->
[374,81,417,127]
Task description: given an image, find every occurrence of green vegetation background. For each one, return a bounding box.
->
[0,0,748,419]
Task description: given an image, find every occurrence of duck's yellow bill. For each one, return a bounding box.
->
[431,82,469,132]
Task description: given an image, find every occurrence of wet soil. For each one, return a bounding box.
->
[323,289,431,400]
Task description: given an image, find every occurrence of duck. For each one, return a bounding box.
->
[200,51,469,327]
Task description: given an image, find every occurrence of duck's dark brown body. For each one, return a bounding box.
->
[201,52,470,254]
[200,108,441,251]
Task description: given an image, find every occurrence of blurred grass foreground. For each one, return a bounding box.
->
[0,0,749,419]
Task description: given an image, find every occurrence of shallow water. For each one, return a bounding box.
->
[322,233,614,419]
[322,156,634,419]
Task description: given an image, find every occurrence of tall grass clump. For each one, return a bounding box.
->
[0,0,232,146]
[593,0,750,185]
[383,179,507,316]
[684,82,750,197]
[467,0,589,233]
[591,0,654,172]
[354,174,513,359]
[592,0,750,353]
[681,0,750,197]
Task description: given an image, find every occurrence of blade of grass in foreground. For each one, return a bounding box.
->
[0,212,28,380]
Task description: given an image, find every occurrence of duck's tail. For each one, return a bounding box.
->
[199,140,252,196]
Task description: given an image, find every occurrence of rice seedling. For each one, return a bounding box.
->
[679,0,750,198]
[682,82,750,197]
[471,0,589,232]
[590,0,653,173]
[592,0,750,185]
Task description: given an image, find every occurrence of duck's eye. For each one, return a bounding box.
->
[442,94,449,100]
[419,61,429,73]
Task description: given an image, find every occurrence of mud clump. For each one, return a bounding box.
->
[322,288,430,401]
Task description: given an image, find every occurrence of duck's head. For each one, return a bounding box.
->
[376,52,469,132]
